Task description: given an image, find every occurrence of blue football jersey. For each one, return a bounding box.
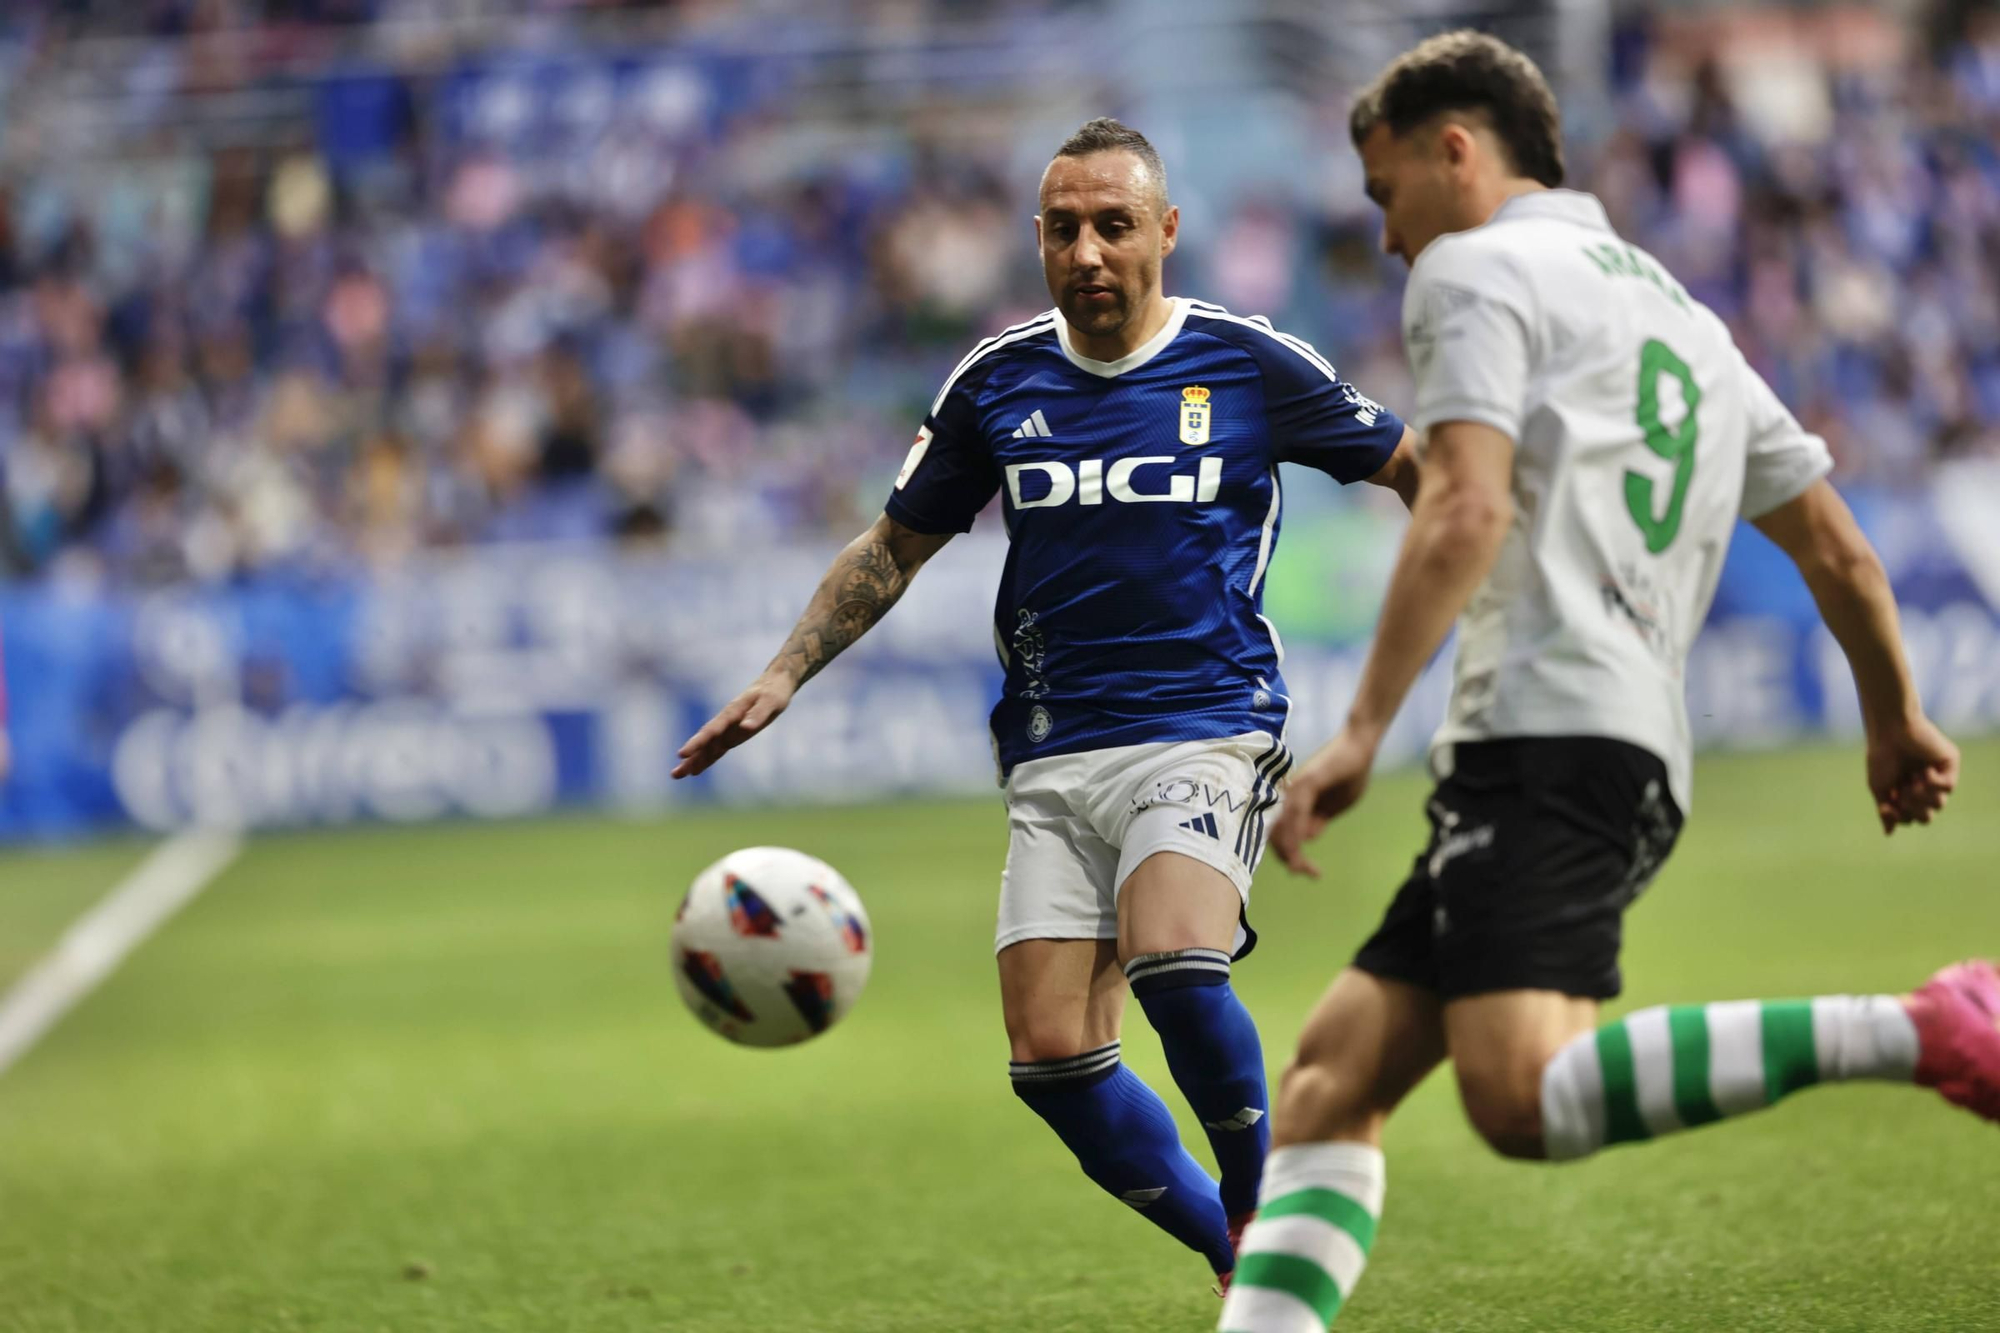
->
[885,297,1405,775]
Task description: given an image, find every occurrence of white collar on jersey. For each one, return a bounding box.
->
[1055,296,1192,378]
[1489,189,1613,232]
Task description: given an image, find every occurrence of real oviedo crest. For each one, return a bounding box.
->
[1179,385,1211,446]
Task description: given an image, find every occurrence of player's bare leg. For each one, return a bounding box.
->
[999,937,1125,1063]
[1118,851,1270,1257]
[1444,989,1598,1158]
[1117,850,1242,961]
[1218,970,1443,1331]
[1268,969,1447,1148]
[999,937,1235,1275]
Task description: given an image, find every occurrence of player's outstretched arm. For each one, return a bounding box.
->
[1270,421,1516,876]
[1752,479,1959,833]
[671,514,953,779]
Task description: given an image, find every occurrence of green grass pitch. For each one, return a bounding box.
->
[2,741,1998,1332]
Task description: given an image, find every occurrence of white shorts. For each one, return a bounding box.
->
[994,731,1291,957]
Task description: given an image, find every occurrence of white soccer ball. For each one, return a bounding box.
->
[670,846,873,1048]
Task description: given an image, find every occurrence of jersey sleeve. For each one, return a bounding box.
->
[1734,350,1833,519]
[1247,326,1406,483]
[883,368,999,535]
[1402,241,1536,442]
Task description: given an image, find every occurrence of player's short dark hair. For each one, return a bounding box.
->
[1051,117,1168,211]
[1349,30,1565,188]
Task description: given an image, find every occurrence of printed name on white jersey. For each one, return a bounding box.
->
[1005,456,1223,509]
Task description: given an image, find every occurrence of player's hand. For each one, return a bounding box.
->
[1866,715,1959,835]
[1268,725,1380,878]
[672,672,797,779]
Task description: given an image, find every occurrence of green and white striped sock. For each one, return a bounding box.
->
[1541,995,1918,1160]
[1217,1142,1382,1332]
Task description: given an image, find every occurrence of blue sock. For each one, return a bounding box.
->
[1127,949,1270,1219]
[1010,1040,1234,1274]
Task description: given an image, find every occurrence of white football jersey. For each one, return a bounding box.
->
[1402,190,1832,812]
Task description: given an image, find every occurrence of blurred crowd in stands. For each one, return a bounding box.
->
[1,1,1999,586]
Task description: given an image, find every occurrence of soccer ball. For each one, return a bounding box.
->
[670,846,873,1047]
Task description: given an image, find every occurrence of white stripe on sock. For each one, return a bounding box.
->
[1239,1214,1369,1296]
[1219,1283,1324,1333]
[1705,1000,1769,1115]
[1009,1040,1119,1074]
[1125,947,1230,973]
[1811,996,1854,1081]
[1259,1141,1385,1214]
[1009,1051,1120,1083]
[1128,958,1232,981]
[1811,994,1919,1081]
[1540,1028,1606,1160]
[1625,1005,1685,1136]
[1871,996,1920,1077]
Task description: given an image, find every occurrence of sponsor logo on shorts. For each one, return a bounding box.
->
[1136,776,1247,815]
[1426,800,1496,878]
[1619,779,1678,901]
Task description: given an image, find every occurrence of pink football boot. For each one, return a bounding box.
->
[1907,960,2000,1123]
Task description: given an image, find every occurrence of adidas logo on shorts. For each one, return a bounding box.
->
[1177,812,1221,839]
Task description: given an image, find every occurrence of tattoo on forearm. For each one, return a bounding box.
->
[771,536,913,686]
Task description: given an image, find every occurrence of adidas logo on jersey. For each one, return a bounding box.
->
[1010,409,1053,439]
[1005,456,1223,509]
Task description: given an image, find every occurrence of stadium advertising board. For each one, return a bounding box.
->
[1,479,1997,840]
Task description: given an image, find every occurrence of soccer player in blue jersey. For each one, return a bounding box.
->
[673,118,1419,1286]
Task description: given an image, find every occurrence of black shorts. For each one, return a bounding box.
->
[1352,736,1683,1001]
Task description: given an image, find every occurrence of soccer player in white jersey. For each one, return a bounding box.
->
[1219,32,1996,1332]
[675,120,1421,1287]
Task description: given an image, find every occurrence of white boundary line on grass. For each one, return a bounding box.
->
[0,829,243,1079]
